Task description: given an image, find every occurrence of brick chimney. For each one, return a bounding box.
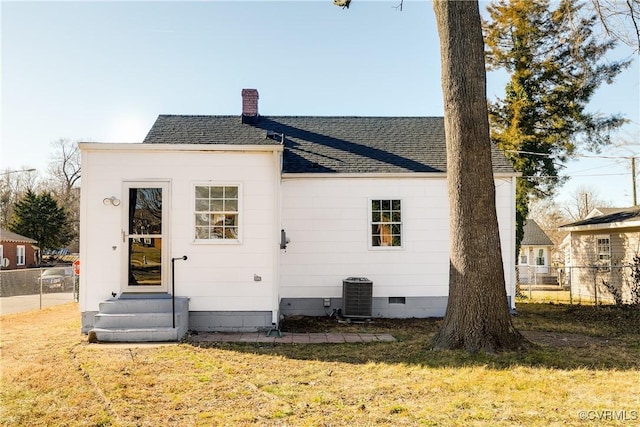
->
[241,89,259,124]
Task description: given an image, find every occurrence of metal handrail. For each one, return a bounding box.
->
[171,256,188,328]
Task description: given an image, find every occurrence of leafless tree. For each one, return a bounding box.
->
[45,138,82,252]
[0,168,38,229]
[591,0,640,53]
[47,138,81,197]
[562,185,613,220]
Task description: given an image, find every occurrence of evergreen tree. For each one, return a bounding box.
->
[484,0,631,248]
[8,190,73,251]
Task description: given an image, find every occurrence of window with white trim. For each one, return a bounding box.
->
[536,249,545,266]
[596,236,611,266]
[16,245,26,266]
[194,185,240,241]
[371,199,402,247]
[519,248,528,264]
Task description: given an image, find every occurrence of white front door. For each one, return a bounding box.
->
[122,181,170,293]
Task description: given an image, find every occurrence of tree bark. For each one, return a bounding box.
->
[431,0,525,352]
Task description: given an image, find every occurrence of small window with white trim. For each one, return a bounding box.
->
[194,185,240,242]
[596,235,611,266]
[519,248,528,264]
[371,199,402,248]
[16,245,26,266]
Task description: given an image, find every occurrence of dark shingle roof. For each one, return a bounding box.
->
[521,219,554,246]
[560,207,640,229]
[143,115,515,174]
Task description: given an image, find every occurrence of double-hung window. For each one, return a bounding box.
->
[596,235,611,267]
[371,199,402,248]
[519,249,528,265]
[16,245,25,266]
[194,185,240,242]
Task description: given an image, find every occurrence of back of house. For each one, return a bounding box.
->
[78,89,518,340]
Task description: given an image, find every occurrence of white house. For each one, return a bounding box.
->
[559,207,640,303]
[518,219,555,284]
[79,89,518,341]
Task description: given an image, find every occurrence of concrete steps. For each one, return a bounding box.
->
[90,295,189,343]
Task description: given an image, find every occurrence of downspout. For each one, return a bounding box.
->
[272,147,283,328]
[510,175,517,309]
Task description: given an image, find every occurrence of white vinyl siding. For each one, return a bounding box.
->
[280,176,516,303]
[79,146,279,314]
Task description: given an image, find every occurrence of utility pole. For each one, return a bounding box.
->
[632,157,637,206]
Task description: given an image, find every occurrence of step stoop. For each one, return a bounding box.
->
[89,296,189,343]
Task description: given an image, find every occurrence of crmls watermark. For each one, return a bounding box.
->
[577,410,638,421]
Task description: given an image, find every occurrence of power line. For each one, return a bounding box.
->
[504,149,639,159]
[522,173,631,179]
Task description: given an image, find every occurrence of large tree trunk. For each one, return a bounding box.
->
[431,0,525,352]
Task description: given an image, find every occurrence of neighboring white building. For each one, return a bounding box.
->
[559,207,640,303]
[518,219,554,283]
[79,89,518,341]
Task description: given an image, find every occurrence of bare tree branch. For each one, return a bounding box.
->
[591,0,640,53]
[333,0,351,9]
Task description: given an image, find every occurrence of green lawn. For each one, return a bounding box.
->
[1,302,639,426]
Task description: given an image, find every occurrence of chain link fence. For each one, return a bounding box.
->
[517,265,640,306]
[0,267,78,315]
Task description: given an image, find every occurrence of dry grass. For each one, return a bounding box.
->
[518,289,573,304]
[2,302,640,426]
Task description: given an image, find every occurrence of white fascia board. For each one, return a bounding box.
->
[282,172,446,179]
[79,142,283,154]
[561,220,640,232]
[281,172,518,180]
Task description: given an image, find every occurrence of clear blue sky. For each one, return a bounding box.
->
[2,0,638,208]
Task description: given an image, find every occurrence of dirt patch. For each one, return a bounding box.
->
[521,330,615,348]
[280,314,440,334]
[280,315,619,350]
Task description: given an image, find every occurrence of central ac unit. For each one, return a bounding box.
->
[342,277,373,318]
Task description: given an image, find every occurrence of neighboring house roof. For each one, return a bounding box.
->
[560,207,640,231]
[585,207,631,219]
[521,219,554,246]
[0,229,37,244]
[143,115,515,174]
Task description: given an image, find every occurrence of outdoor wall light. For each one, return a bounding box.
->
[103,196,121,206]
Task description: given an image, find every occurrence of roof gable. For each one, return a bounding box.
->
[143,115,515,174]
[585,207,629,219]
[521,219,554,246]
[560,207,640,230]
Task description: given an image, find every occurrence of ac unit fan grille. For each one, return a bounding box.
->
[342,278,373,318]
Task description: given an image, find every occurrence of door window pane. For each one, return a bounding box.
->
[128,239,162,286]
[126,185,164,287]
[128,188,163,234]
